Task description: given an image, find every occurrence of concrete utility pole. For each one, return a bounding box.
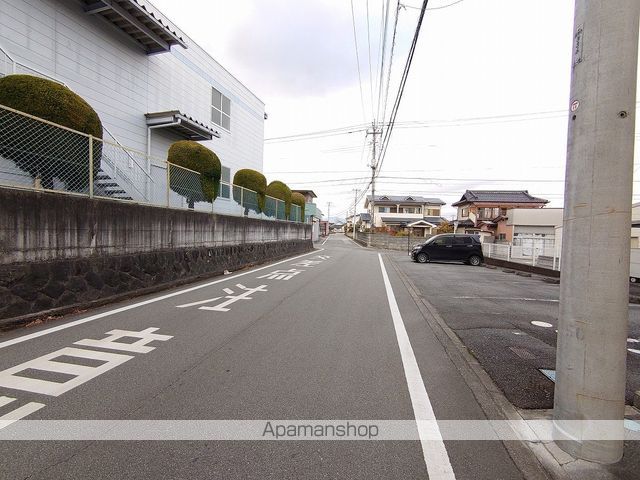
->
[367,123,382,223]
[554,0,639,463]
[326,202,332,235]
[352,189,359,238]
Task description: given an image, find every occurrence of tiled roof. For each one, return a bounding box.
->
[367,195,445,205]
[451,190,548,207]
[379,216,447,225]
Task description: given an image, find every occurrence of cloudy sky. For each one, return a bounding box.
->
[151,0,639,221]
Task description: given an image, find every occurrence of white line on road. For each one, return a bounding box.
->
[377,254,455,480]
[321,236,329,245]
[0,249,324,351]
[451,296,559,303]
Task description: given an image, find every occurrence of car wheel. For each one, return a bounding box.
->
[416,253,429,264]
[631,277,638,283]
[468,255,482,266]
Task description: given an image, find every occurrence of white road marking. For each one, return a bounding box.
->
[629,349,640,355]
[0,396,45,429]
[291,259,323,268]
[451,296,559,303]
[74,328,173,354]
[628,338,639,343]
[321,236,329,245]
[256,269,304,281]
[377,254,455,480]
[199,284,268,312]
[531,321,553,328]
[0,249,323,350]
[0,347,133,396]
[176,297,222,308]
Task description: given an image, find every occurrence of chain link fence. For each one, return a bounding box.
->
[0,103,304,223]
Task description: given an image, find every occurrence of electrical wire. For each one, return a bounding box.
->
[375,0,430,177]
[350,0,367,123]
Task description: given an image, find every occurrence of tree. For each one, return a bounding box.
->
[266,180,292,218]
[233,169,267,213]
[168,140,221,208]
[0,74,102,191]
[291,192,306,221]
[436,221,455,234]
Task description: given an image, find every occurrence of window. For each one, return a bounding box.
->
[453,236,473,245]
[219,166,231,199]
[212,87,231,130]
[426,208,439,216]
[431,237,448,246]
[402,207,415,214]
[379,207,389,213]
[461,208,469,218]
[498,233,506,241]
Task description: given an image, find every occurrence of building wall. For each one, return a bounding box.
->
[506,208,563,227]
[0,0,264,179]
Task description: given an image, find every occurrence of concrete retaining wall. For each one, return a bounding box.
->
[351,232,428,251]
[0,187,313,325]
[484,257,561,278]
[0,187,310,264]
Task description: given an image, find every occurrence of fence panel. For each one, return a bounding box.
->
[0,104,304,223]
[0,105,93,194]
[168,163,205,210]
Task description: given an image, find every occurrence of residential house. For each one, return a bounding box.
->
[0,0,264,214]
[346,212,372,231]
[452,190,548,240]
[292,189,322,241]
[364,195,447,237]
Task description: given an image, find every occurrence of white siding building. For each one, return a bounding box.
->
[0,0,264,213]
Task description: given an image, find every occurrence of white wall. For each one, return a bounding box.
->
[0,0,264,180]
[506,208,564,227]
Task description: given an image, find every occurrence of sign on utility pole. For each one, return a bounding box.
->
[554,0,639,464]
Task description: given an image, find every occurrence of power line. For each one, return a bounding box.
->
[350,0,367,122]
[375,0,430,177]
[366,0,375,120]
[403,0,466,10]
[381,1,401,127]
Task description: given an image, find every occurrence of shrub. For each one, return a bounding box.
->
[266,180,292,218]
[233,169,267,213]
[291,192,306,220]
[0,74,102,191]
[168,140,221,208]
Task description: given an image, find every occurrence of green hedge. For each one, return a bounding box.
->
[0,74,102,191]
[168,140,221,207]
[266,180,292,217]
[233,168,267,213]
[291,192,306,220]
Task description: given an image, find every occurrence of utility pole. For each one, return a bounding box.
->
[366,122,382,226]
[554,0,639,464]
[352,188,359,238]
[326,201,332,236]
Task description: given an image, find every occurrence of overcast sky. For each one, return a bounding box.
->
[151,0,639,221]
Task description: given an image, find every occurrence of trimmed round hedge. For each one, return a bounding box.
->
[233,169,267,213]
[266,180,292,218]
[291,192,306,221]
[0,74,103,191]
[168,140,221,207]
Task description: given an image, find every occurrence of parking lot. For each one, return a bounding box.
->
[389,252,640,409]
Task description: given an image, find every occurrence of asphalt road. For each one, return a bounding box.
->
[388,250,640,409]
[0,235,533,480]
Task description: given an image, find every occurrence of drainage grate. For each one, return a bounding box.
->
[508,346,537,360]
